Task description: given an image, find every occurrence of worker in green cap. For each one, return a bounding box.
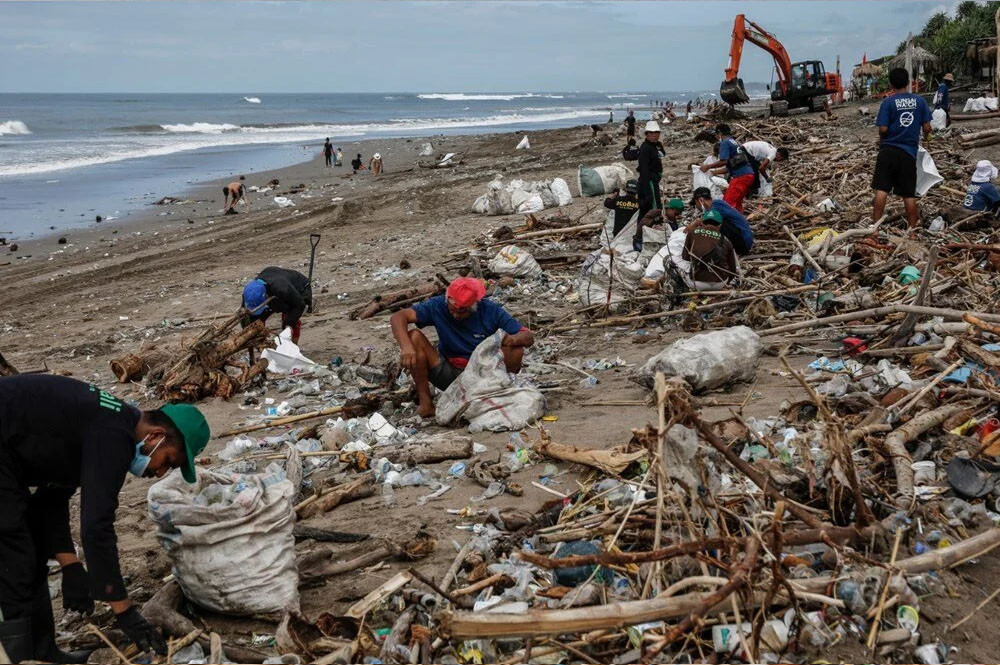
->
[0,375,210,663]
[632,198,685,252]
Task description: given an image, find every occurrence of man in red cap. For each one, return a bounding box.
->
[390,277,534,417]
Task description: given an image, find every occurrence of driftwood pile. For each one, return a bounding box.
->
[110,309,271,401]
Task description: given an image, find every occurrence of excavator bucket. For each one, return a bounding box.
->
[720,78,750,105]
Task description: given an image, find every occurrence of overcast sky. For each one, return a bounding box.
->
[0,1,957,93]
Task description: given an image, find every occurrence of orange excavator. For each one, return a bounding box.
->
[720,14,842,116]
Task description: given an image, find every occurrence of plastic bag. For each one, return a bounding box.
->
[435,331,545,432]
[261,327,318,375]
[516,135,530,150]
[549,177,572,206]
[634,326,763,392]
[488,245,543,278]
[148,448,301,615]
[273,196,293,208]
[916,146,943,196]
[930,108,947,130]
[419,142,434,156]
[472,195,489,214]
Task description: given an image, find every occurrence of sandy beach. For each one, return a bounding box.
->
[5,105,1000,661]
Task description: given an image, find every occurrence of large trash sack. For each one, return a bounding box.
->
[436,331,545,432]
[916,146,943,196]
[489,245,543,278]
[516,135,530,150]
[576,162,634,197]
[474,177,571,215]
[931,108,948,130]
[634,326,763,392]
[576,209,664,310]
[148,448,302,615]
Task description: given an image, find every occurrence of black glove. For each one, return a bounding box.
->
[114,607,167,656]
[60,562,94,614]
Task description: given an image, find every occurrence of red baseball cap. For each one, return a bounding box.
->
[446,277,486,308]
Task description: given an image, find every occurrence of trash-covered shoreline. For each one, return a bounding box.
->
[7,105,1000,663]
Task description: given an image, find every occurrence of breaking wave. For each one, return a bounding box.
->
[418,93,565,101]
[0,120,31,135]
[0,108,606,177]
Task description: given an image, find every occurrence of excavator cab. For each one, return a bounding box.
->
[788,60,826,94]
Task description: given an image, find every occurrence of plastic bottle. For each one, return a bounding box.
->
[381,482,396,507]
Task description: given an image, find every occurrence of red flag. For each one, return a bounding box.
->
[862,52,867,65]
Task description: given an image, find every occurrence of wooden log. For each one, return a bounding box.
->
[345,571,413,619]
[380,436,474,466]
[534,440,646,475]
[885,403,967,507]
[293,525,369,543]
[297,475,376,519]
[349,281,443,320]
[110,354,145,382]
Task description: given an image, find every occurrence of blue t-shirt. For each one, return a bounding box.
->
[412,296,523,365]
[876,93,932,158]
[711,199,754,255]
[963,181,1000,211]
[719,137,754,178]
[936,83,949,110]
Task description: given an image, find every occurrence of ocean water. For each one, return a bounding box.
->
[0,92,711,236]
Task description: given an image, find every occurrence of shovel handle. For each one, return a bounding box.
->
[310,233,322,249]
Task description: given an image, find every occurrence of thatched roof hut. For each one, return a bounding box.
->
[852,62,882,79]
[887,46,938,70]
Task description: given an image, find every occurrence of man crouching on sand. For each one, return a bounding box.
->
[390,277,534,418]
[223,177,250,214]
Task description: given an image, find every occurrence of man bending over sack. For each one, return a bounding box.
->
[242,267,312,344]
[0,375,209,662]
[391,277,535,418]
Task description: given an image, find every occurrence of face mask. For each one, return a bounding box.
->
[129,434,163,478]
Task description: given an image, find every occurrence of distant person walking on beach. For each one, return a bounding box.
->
[351,153,364,174]
[323,138,333,167]
[223,178,250,214]
[369,152,384,176]
[636,120,664,221]
[608,110,614,124]
[334,147,343,166]
[872,67,933,230]
[624,110,636,139]
[935,72,954,127]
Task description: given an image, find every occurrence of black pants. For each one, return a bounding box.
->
[325,154,332,166]
[0,458,62,662]
[637,179,661,222]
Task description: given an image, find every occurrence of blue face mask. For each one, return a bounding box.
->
[129,435,164,478]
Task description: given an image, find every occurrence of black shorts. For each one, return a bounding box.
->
[428,359,463,391]
[872,146,917,198]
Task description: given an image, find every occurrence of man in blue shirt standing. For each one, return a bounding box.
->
[872,68,933,230]
[390,278,535,418]
[962,159,1000,214]
[935,72,953,126]
[690,187,753,256]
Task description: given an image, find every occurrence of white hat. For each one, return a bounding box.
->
[373,152,381,160]
[972,159,998,183]
[644,120,661,133]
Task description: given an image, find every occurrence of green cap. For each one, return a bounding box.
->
[667,198,685,211]
[702,209,723,223]
[160,403,211,483]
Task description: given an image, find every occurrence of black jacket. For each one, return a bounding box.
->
[637,140,664,184]
[254,267,312,323]
[604,192,639,236]
[0,375,141,601]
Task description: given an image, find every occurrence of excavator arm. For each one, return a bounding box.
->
[721,14,793,105]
